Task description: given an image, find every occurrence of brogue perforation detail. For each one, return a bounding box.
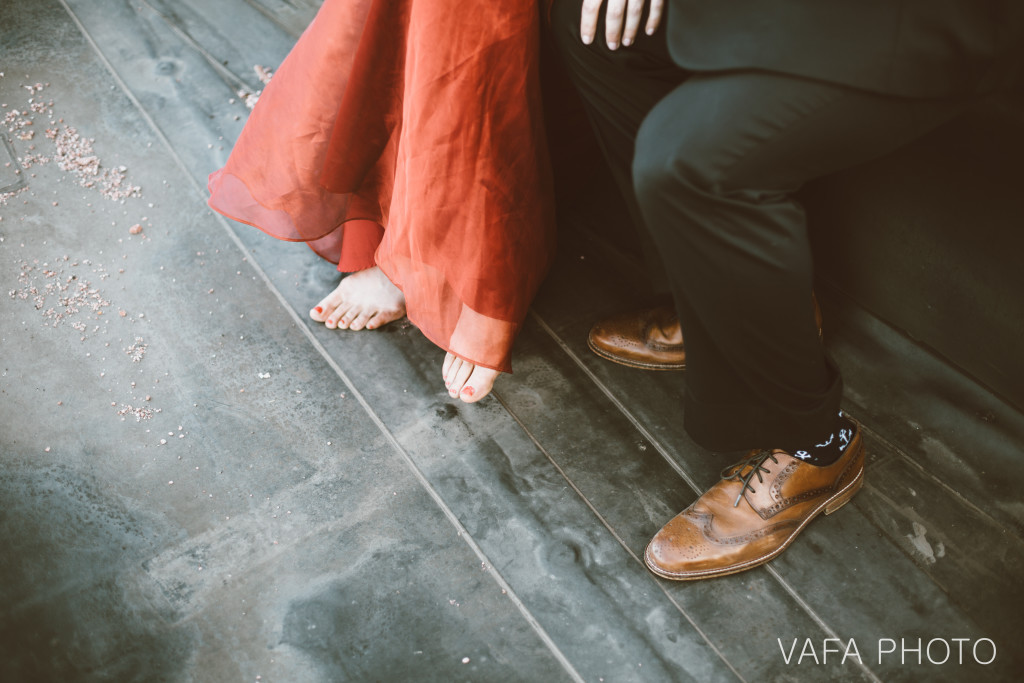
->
[762,483,834,517]
[699,513,795,545]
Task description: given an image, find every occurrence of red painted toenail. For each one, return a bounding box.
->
[327,319,334,325]
[314,306,323,313]
[461,386,475,398]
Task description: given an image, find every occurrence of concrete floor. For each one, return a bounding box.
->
[2,1,1022,682]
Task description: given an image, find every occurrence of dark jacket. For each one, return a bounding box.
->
[667,0,1024,97]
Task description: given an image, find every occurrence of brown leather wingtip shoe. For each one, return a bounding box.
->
[588,294,822,371]
[587,303,686,370]
[644,428,865,580]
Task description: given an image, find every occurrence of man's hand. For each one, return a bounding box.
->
[580,0,664,50]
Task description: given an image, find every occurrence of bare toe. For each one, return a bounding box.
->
[460,366,499,403]
[348,309,373,331]
[312,289,344,323]
[366,309,401,330]
[448,360,474,398]
[324,305,346,329]
[444,357,464,391]
[442,352,457,379]
[332,303,359,330]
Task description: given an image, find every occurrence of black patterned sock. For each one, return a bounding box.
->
[791,413,857,467]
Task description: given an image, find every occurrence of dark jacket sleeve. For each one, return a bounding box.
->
[666,0,1024,97]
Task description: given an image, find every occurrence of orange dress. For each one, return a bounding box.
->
[208,0,556,373]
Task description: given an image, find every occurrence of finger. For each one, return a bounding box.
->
[621,0,645,46]
[580,0,603,45]
[645,0,665,35]
[604,0,627,49]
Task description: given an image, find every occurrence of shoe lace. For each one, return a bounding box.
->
[721,450,779,508]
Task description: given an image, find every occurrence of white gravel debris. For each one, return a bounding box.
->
[125,336,148,362]
[51,125,142,201]
[10,257,111,331]
[0,187,29,206]
[117,403,161,422]
[235,64,275,109]
[254,65,274,85]
[2,81,142,202]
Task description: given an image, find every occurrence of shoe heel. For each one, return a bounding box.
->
[824,473,863,515]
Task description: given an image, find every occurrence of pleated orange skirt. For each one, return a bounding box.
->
[208,0,556,373]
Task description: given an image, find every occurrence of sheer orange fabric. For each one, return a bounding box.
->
[208,0,556,373]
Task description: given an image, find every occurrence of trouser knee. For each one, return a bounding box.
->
[632,102,718,216]
[631,93,806,266]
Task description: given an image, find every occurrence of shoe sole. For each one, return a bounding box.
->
[644,464,865,581]
[587,336,686,371]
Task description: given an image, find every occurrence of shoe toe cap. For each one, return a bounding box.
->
[588,314,642,352]
[645,511,723,576]
[645,508,794,579]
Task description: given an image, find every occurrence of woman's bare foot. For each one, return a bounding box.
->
[442,352,500,403]
[309,266,406,330]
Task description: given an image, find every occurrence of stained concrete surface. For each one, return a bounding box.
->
[0,3,573,680]
[2,1,1023,682]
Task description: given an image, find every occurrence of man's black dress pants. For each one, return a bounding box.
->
[550,0,965,451]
